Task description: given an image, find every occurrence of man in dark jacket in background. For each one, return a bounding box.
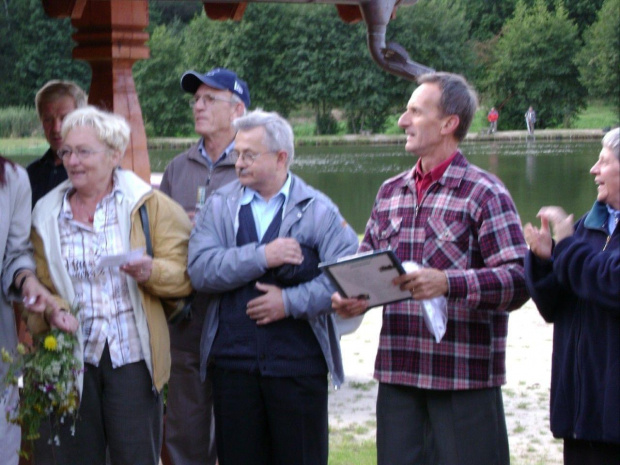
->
[27,80,87,208]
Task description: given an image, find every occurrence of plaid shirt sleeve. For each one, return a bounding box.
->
[443,187,529,311]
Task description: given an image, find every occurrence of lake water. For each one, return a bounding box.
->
[150,139,600,233]
[11,139,601,234]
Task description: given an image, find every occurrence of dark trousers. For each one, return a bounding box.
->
[164,348,216,465]
[564,438,620,465]
[376,383,509,465]
[212,366,328,465]
[34,343,163,465]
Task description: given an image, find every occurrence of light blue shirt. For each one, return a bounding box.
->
[606,204,620,235]
[198,139,235,169]
[239,174,291,241]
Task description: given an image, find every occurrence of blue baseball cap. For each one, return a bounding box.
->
[181,68,250,108]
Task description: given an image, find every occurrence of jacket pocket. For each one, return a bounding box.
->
[424,217,471,269]
[370,216,402,251]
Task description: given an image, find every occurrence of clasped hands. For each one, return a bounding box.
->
[245,238,305,325]
[523,206,574,260]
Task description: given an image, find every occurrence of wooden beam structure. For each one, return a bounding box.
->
[42,0,151,182]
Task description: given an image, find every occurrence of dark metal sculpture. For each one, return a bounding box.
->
[356,0,435,79]
[201,0,434,81]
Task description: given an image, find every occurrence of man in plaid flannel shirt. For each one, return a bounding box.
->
[333,72,529,465]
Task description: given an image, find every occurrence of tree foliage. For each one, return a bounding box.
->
[560,0,606,36]
[483,0,586,129]
[1,0,615,135]
[462,0,518,40]
[133,23,193,137]
[575,0,620,110]
[0,0,90,106]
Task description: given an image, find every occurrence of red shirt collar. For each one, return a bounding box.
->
[413,151,459,200]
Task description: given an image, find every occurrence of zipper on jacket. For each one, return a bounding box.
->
[602,235,611,251]
[205,166,213,189]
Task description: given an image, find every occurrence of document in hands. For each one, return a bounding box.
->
[97,248,145,269]
[319,249,412,308]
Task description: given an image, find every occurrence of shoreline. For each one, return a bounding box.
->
[148,128,606,150]
[1,129,607,158]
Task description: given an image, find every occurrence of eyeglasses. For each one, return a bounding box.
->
[229,150,276,165]
[57,147,106,160]
[189,94,235,108]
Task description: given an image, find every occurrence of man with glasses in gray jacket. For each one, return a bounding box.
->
[188,110,358,465]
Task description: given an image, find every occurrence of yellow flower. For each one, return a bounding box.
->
[16,343,26,355]
[1,347,12,363]
[44,335,58,351]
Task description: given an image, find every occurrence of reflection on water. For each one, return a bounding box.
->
[291,139,599,233]
[9,139,601,235]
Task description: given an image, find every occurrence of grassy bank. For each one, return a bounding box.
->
[1,102,617,156]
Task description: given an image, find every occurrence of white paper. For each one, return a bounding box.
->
[97,248,145,269]
[402,261,448,343]
[320,250,410,308]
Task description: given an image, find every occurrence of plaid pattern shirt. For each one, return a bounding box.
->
[59,182,143,369]
[360,152,528,390]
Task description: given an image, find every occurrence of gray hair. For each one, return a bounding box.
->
[229,93,249,117]
[35,80,87,119]
[602,127,620,160]
[417,72,478,142]
[61,106,131,156]
[232,109,295,167]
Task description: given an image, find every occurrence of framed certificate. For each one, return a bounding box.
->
[319,249,412,308]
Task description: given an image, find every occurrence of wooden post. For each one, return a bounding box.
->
[42,0,152,183]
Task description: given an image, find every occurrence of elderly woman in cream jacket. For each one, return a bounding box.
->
[26,106,192,465]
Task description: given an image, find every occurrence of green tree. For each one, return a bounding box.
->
[0,0,90,107]
[394,0,475,78]
[484,0,586,129]
[576,0,619,111]
[462,0,518,40]
[181,5,302,119]
[560,0,605,36]
[133,23,193,137]
[298,7,367,134]
[149,1,202,27]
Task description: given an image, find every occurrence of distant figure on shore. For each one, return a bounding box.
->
[523,127,620,464]
[487,107,499,134]
[27,80,87,208]
[525,106,536,135]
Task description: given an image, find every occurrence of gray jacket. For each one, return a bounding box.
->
[188,174,359,387]
[1,163,35,381]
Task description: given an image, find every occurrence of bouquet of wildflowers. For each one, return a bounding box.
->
[1,307,81,456]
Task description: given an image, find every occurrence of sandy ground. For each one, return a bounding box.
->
[328,300,563,464]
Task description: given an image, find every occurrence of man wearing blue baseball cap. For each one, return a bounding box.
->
[160,67,250,465]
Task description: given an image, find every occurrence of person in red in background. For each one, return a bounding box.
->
[487,107,499,134]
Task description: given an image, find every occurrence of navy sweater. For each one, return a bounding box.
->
[211,204,326,377]
[525,201,620,444]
